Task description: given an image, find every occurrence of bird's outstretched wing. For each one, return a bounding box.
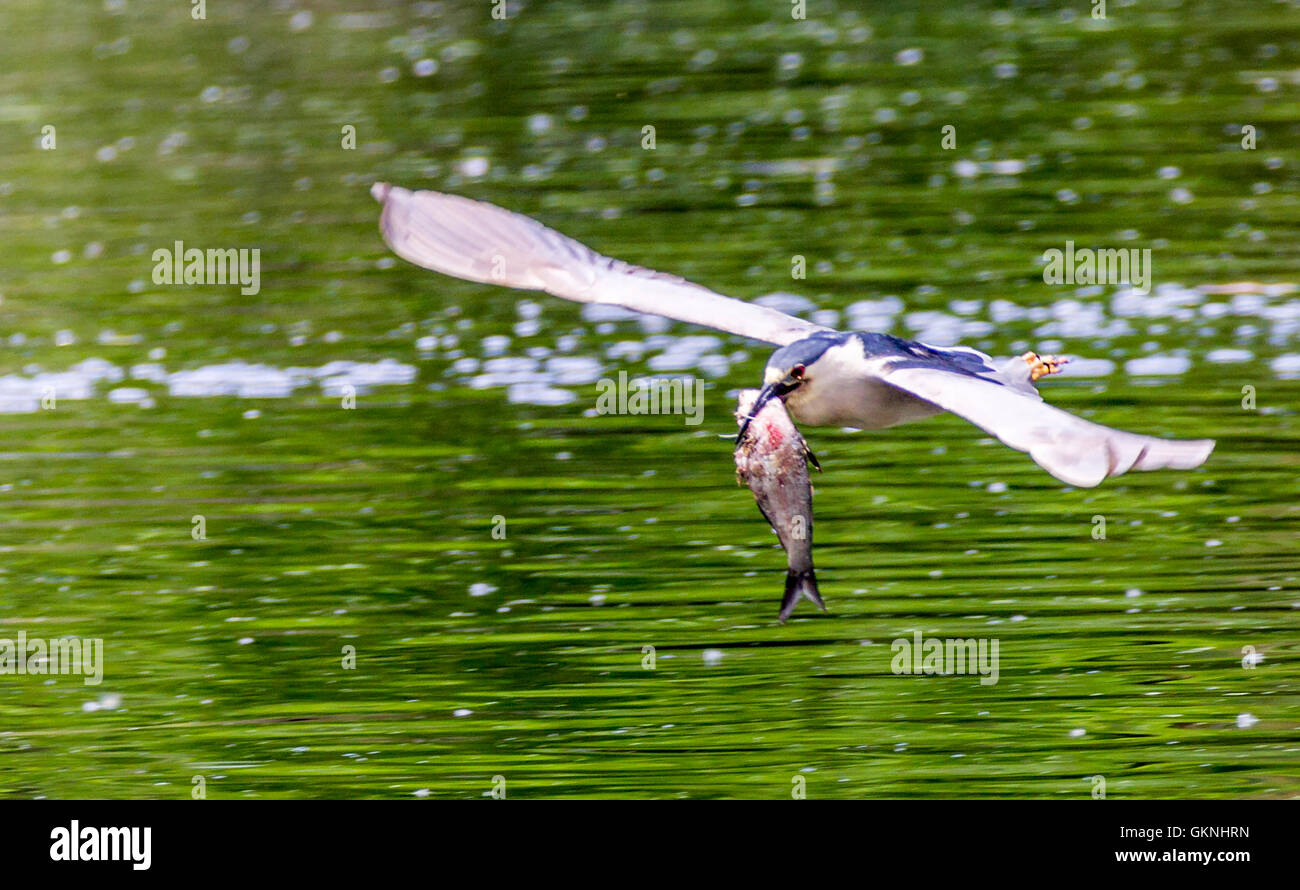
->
[878,364,1215,488]
[371,183,830,346]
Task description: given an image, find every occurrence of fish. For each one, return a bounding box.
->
[734,388,826,622]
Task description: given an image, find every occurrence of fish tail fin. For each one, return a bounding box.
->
[779,569,825,623]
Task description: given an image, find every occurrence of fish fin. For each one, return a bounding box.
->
[803,446,822,473]
[779,569,825,623]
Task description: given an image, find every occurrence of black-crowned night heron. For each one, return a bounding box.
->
[371,183,1214,489]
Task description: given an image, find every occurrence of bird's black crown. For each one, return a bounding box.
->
[766,331,850,371]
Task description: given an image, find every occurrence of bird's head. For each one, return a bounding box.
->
[736,333,841,441]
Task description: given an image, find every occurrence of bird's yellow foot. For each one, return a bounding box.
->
[1021,351,1068,381]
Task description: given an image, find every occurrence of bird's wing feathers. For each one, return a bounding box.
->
[372,183,831,346]
[373,184,1215,488]
[879,364,1214,488]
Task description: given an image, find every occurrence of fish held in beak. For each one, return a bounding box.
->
[734,389,826,623]
[735,381,779,444]
[735,373,804,444]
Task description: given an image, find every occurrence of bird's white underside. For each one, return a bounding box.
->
[372,183,1215,488]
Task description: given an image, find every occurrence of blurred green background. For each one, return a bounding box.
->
[0,0,1295,798]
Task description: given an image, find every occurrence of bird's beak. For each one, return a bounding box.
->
[736,381,789,443]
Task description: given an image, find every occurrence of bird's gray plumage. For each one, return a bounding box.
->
[371,183,830,347]
[372,183,1215,488]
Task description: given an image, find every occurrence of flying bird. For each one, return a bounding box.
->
[370,182,1214,490]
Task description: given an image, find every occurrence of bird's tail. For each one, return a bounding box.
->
[779,569,826,623]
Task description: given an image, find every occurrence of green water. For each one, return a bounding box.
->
[0,0,1296,798]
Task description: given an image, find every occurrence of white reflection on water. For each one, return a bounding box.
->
[6,282,1299,413]
[0,358,419,413]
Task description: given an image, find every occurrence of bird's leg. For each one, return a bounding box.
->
[1020,351,1068,382]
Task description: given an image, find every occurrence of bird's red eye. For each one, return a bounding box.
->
[791,364,805,380]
